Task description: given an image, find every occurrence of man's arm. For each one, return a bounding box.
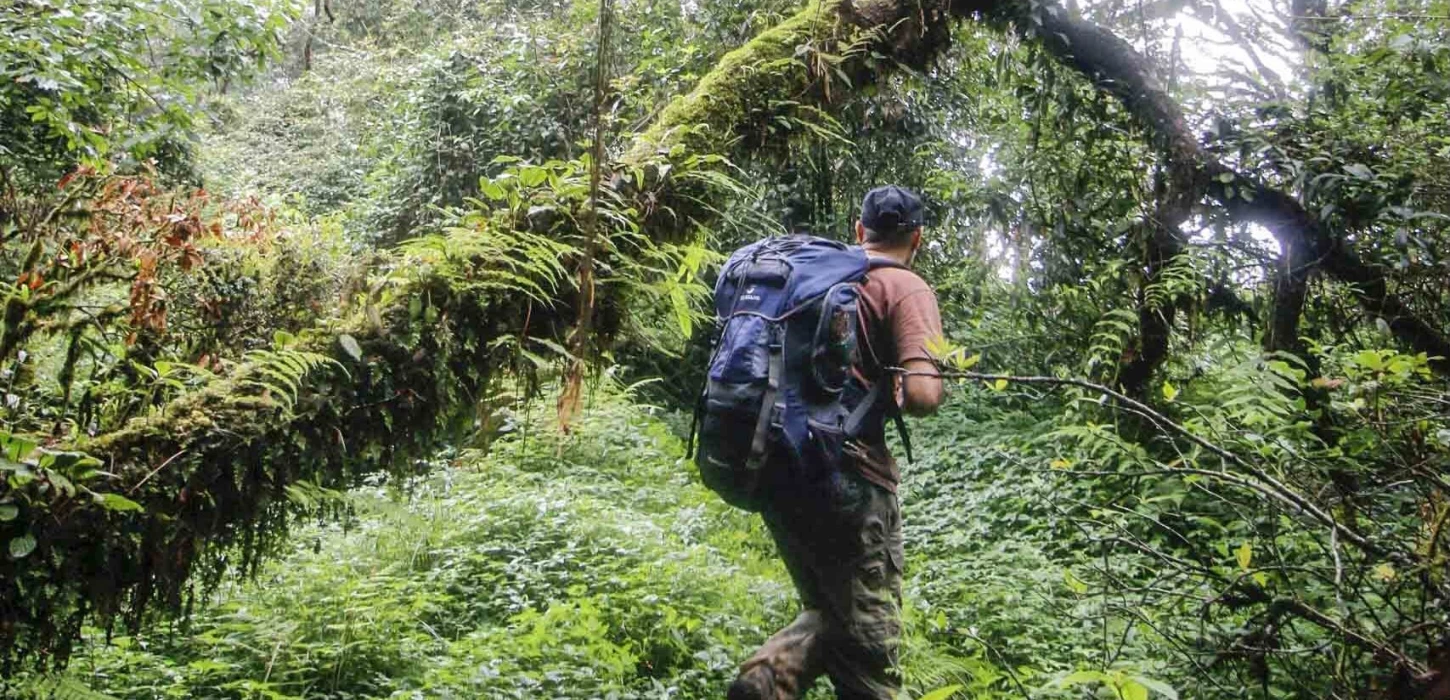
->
[885,279,945,417]
[899,358,944,416]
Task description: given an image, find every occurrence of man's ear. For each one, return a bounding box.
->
[911,228,922,250]
[855,220,866,244]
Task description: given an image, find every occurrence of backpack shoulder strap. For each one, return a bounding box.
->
[850,255,916,463]
[855,257,902,371]
[842,377,915,464]
[866,257,908,272]
[891,409,913,464]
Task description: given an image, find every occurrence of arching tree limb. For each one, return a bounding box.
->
[1015,2,1450,373]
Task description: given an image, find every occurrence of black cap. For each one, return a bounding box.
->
[860,185,924,233]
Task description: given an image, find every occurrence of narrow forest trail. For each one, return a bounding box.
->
[48,386,1085,699]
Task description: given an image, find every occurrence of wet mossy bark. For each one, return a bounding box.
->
[629,0,958,162]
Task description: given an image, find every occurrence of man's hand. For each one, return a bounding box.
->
[898,358,944,417]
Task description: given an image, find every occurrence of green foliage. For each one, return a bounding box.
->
[0,139,725,667]
[0,168,358,442]
[4,0,1450,696]
[0,0,297,186]
[12,390,792,698]
[198,0,801,243]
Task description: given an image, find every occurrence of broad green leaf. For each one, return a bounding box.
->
[1060,670,1108,686]
[479,179,506,200]
[1121,679,1149,700]
[96,492,143,513]
[518,166,548,188]
[9,534,36,559]
[1345,163,1374,179]
[1133,675,1179,699]
[1161,380,1179,402]
[1353,349,1385,371]
[43,452,103,477]
[918,685,963,700]
[992,378,1008,391]
[1236,542,1252,571]
[0,504,16,522]
[4,434,37,462]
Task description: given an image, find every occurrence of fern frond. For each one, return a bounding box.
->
[234,349,341,414]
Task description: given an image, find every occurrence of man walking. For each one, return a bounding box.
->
[729,185,945,700]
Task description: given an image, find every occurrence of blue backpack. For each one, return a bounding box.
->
[690,235,912,511]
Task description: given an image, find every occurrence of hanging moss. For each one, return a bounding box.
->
[630,0,958,162]
[632,0,838,159]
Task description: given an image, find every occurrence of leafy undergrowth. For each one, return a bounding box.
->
[25,384,1130,699]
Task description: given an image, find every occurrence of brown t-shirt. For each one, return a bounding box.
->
[848,260,943,492]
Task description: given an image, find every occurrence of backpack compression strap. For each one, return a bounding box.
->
[748,324,785,469]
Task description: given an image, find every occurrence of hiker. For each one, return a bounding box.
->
[709,185,945,700]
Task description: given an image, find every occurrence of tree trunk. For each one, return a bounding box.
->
[1118,160,1194,397]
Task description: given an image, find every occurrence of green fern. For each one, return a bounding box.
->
[1205,354,1308,436]
[900,635,1002,698]
[1143,252,1202,310]
[400,222,577,306]
[13,677,120,700]
[231,349,342,414]
[1084,307,1140,375]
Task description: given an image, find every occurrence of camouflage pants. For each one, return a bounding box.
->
[735,468,904,700]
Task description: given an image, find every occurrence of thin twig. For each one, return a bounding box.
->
[961,628,1034,699]
[127,449,187,495]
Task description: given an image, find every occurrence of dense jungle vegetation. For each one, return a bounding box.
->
[2,0,1449,697]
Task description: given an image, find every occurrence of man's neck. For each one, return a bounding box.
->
[862,244,913,266]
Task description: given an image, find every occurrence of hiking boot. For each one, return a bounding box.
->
[727,664,777,700]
